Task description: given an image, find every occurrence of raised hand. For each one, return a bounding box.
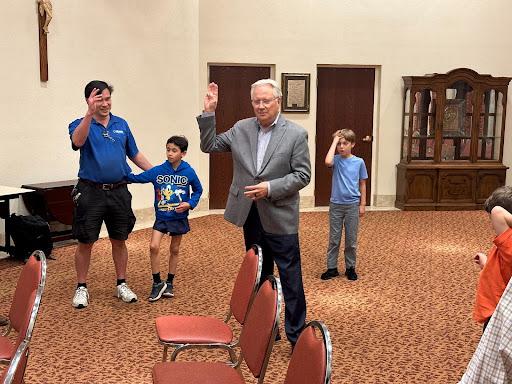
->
[204,82,218,112]
[86,88,102,117]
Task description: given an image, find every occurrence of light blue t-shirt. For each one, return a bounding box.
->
[330,155,368,204]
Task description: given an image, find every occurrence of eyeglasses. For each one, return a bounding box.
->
[251,97,278,107]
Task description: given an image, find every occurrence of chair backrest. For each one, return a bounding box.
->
[284,320,333,384]
[238,276,282,383]
[8,251,44,334]
[23,251,47,341]
[1,340,30,384]
[229,244,263,324]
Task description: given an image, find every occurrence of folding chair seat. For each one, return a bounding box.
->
[0,251,46,363]
[152,276,282,384]
[155,245,262,361]
[284,320,333,384]
[0,291,35,364]
[0,340,29,384]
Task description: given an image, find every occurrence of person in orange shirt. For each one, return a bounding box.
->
[473,186,512,331]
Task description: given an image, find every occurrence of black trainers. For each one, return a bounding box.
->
[162,282,174,298]
[345,267,358,281]
[148,281,167,302]
[320,268,340,280]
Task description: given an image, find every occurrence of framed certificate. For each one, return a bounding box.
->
[281,73,310,113]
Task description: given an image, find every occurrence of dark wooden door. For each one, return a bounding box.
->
[208,65,271,209]
[315,67,375,206]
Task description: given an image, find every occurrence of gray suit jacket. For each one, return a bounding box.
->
[197,113,311,235]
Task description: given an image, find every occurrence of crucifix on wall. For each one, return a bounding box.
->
[37,0,52,82]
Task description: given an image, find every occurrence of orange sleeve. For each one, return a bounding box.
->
[495,227,512,285]
[474,228,512,323]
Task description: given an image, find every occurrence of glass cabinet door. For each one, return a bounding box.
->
[408,89,436,160]
[441,81,473,161]
[402,88,410,161]
[478,89,503,161]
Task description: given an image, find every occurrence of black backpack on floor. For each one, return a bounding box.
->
[7,214,53,261]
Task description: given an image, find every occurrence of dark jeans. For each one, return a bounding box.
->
[243,203,306,344]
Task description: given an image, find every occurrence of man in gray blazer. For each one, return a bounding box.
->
[197,79,311,346]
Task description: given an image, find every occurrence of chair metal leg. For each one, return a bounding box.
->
[228,347,237,364]
[170,347,181,361]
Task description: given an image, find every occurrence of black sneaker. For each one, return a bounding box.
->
[345,267,358,281]
[148,281,167,302]
[320,268,340,280]
[162,282,174,298]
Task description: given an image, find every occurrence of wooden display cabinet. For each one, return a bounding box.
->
[396,68,510,210]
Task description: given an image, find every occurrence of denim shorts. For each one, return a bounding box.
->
[153,218,190,236]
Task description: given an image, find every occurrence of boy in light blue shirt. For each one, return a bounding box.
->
[321,129,368,281]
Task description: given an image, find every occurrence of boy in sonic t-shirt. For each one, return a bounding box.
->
[127,135,202,302]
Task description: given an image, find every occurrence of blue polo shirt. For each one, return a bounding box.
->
[68,113,139,183]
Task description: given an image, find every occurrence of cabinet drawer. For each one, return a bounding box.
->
[438,171,475,203]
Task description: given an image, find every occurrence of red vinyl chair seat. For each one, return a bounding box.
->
[156,315,233,344]
[154,246,263,361]
[0,334,16,360]
[0,339,29,384]
[152,278,282,384]
[153,361,244,384]
[1,290,37,363]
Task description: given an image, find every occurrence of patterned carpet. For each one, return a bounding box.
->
[0,210,490,383]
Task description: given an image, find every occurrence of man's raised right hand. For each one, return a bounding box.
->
[86,88,102,117]
[204,82,218,112]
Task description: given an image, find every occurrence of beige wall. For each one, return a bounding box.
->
[0,1,200,231]
[199,0,512,205]
[1,0,512,240]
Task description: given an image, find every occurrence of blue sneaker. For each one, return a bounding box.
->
[162,282,174,298]
[148,281,167,302]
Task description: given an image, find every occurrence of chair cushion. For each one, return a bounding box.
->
[153,361,243,384]
[155,315,233,344]
[0,335,15,360]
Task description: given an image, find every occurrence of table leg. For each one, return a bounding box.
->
[0,199,13,255]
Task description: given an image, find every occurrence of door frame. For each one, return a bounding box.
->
[206,63,275,210]
[316,64,381,207]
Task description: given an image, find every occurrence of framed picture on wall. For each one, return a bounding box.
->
[281,73,310,112]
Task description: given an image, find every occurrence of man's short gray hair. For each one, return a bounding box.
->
[251,79,283,99]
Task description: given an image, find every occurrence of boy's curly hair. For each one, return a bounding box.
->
[484,185,512,213]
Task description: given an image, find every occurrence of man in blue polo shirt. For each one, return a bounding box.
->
[68,80,152,309]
